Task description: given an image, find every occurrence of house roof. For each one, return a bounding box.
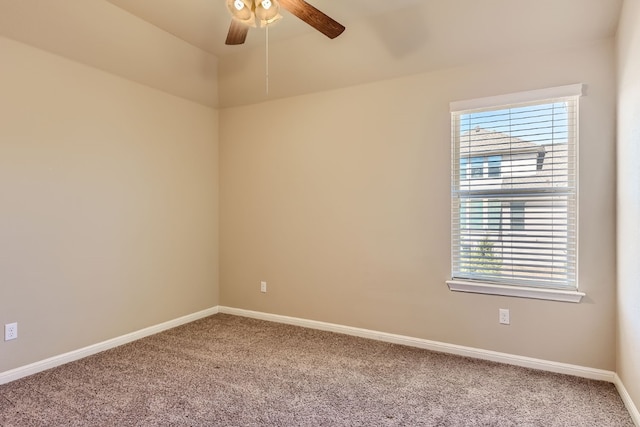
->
[460,128,545,156]
[460,127,570,189]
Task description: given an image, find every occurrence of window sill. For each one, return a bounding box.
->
[446,280,585,303]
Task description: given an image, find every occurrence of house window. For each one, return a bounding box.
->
[448,84,584,303]
[470,157,484,178]
[463,156,502,180]
[488,156,501,177]
[461,200,502,231]
[510,202,525,231]
[460,158,468,180]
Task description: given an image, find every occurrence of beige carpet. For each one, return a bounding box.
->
[0,314,634,426]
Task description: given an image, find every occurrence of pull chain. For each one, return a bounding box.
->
[265,25,269,95]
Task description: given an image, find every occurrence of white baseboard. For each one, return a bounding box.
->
[3,304,637,426]
[614,374,640,426]
[218,306,616,383]
[0,306,219,385]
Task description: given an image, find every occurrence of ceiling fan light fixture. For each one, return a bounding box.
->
[226,0,255,26]
[225,0,345,46]
[255,0,281,26]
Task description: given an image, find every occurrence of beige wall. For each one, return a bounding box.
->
[617,0,640,412]
[220,39,617,369]
[0,36,219,373]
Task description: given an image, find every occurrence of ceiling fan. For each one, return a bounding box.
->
[225,0,345,45]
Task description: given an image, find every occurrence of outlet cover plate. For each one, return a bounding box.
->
[499,309,510,325]
[5,322,18,341]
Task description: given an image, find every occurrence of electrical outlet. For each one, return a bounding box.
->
[5,322,18,341]
[260,281,267,293]
[499,309,510,325]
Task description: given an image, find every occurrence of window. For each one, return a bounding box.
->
[460,158,468,180]
[510,202,525,231]
[461,200,502,231]
[470,157,484,178]
[447,84,584,303]
[488,156,501,177]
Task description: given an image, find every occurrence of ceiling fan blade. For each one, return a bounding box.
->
[278,0,345,39]
[226,19,250,45]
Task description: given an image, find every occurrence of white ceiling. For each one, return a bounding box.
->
[0,0,624,108]
[106,0,422,57]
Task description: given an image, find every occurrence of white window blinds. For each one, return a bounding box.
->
[450,85,582,290]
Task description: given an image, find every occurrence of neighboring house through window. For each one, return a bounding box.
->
[447,84,585,303]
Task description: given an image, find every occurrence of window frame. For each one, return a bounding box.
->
[446,84,585,303]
